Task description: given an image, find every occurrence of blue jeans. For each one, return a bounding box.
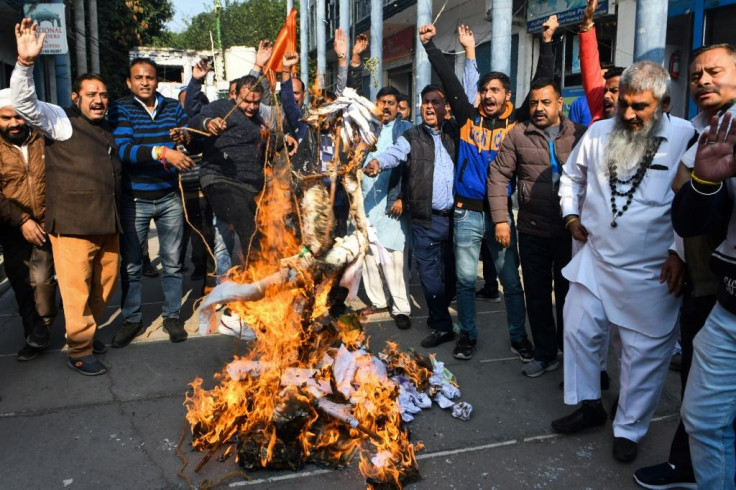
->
[682,303,736,489]
[120,192,184,323]
[454,206,526,342]
[213,215,234,277]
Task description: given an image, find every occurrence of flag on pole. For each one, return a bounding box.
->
[264,8,298,87]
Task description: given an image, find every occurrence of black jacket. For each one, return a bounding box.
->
[401,122,458,229]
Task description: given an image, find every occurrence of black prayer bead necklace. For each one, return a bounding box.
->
[607,138,663,228]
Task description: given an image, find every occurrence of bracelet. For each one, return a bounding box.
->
[17,57,34,67]
[690,170,721,186]
[336,53,346,59]
[690,179,723,196]
[160,146,169,170]
[564,215,580,229]
[579,22,595,33]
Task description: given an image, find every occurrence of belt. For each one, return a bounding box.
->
[432,209,452,217]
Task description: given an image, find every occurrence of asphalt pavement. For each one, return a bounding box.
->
[0,229,682,490]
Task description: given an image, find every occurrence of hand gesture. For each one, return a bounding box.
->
[15,18,45,64]
[334,28,348,58]
[169,127,191,146]
[21,218,46,247]
[542,15,559,43]
[192,59,211,80]
[282,51,299,69]
[660,253,685,297]
[206,117,227,136]
[363,159,381,177]
[164,148,195,171]
[352,33,369,57]
[419,25,436,44]
[693,112,736,182]
[285,134,298,156]
[458,25,475,49]
[388,198,403,218]
[584,0,598,25]
[255,40,273,68]
[495,222,511,248]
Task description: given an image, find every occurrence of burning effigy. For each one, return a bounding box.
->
[183,88,470,489]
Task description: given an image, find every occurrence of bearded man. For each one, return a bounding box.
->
[552,61,694,463]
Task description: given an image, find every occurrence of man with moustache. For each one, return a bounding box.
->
[0,89,58,362]
[552,61,693,463]
[419,22,557,359]
[634,43,736,489]
[11,18,121,375]
[360,85,413,330]
[108,58,194,347]
[579,0,624,123]
[364,85,457,340]
[489,79,586,378]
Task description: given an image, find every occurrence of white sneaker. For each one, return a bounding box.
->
[218,309,257,341]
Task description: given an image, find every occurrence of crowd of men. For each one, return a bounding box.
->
[2,0,736,485]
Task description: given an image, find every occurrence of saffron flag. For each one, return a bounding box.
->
[264,8,298,87]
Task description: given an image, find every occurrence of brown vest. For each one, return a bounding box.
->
[44,107,122,235]
[0,129,46,225]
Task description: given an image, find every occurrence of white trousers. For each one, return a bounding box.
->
[362,247,411,316]
[563,282,677,442]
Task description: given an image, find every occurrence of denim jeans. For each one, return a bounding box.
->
[682,303,736,489]
[213,215,234,275]
[453,206,526,342]
[120,192,184,322]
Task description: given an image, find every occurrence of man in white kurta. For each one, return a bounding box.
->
[553,61,694,463]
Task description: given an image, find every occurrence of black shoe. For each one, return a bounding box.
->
[142,261,159,278]
[93,338,108,354]
[601,370,610,390]
[421,330,455,348]
[26,322,50,349]
[163,318,188,343]
[510,338,534,363]
[551,400,607,434]
[633,462,697,489]
[475,288,502,303]
[394,314,411,330]
[67,355,107,376]
[453,333,477,360]
[613,437,638,462]
[112,321,145,348]
[17,344,42,362]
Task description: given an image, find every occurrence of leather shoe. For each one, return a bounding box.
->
[551,402,607,434]
[421,330,455,348]
[112,321,145,348]
[613,437,638,462]
[394,314,411,330]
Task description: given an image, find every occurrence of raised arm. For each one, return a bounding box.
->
[280,52,307,140]
[459,25,479,104]
[10,18,72,141]
[420,24,475,126]
[249,40,274,106]
[347,33,369,94]
[516,15,558,123]
[580,0,605,123]
[334,28,349,96]
[183,59,210,117]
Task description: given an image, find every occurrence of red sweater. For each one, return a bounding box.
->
[580,28,605,124]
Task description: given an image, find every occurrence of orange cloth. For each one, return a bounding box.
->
[49,233,119,357]
[264,8,297,87]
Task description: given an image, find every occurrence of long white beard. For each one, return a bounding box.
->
[603,112,663,177]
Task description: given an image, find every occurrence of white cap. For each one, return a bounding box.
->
[0,88,11,109]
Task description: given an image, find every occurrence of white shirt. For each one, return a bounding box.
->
[681,104,736,168]
[559,115,694,336]
[10,63,73,141]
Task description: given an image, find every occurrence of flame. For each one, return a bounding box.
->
[185,125,421,487]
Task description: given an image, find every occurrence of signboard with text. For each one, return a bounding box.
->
[527,0,611,32]
[24,3,68,55]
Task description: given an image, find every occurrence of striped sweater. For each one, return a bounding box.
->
[108,93,189,199]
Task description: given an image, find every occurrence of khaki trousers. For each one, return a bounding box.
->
[49,233,119,357]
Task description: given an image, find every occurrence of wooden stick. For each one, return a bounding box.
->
[432,0,449,25]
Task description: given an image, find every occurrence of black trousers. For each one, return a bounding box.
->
[2,228,57,337]
[518,232,571,362]
[203,181,259,261]
[412,214,455,332]
[181,192,215,274]
[668,292,718,472]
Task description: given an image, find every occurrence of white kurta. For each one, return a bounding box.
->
[559,115,695,337]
